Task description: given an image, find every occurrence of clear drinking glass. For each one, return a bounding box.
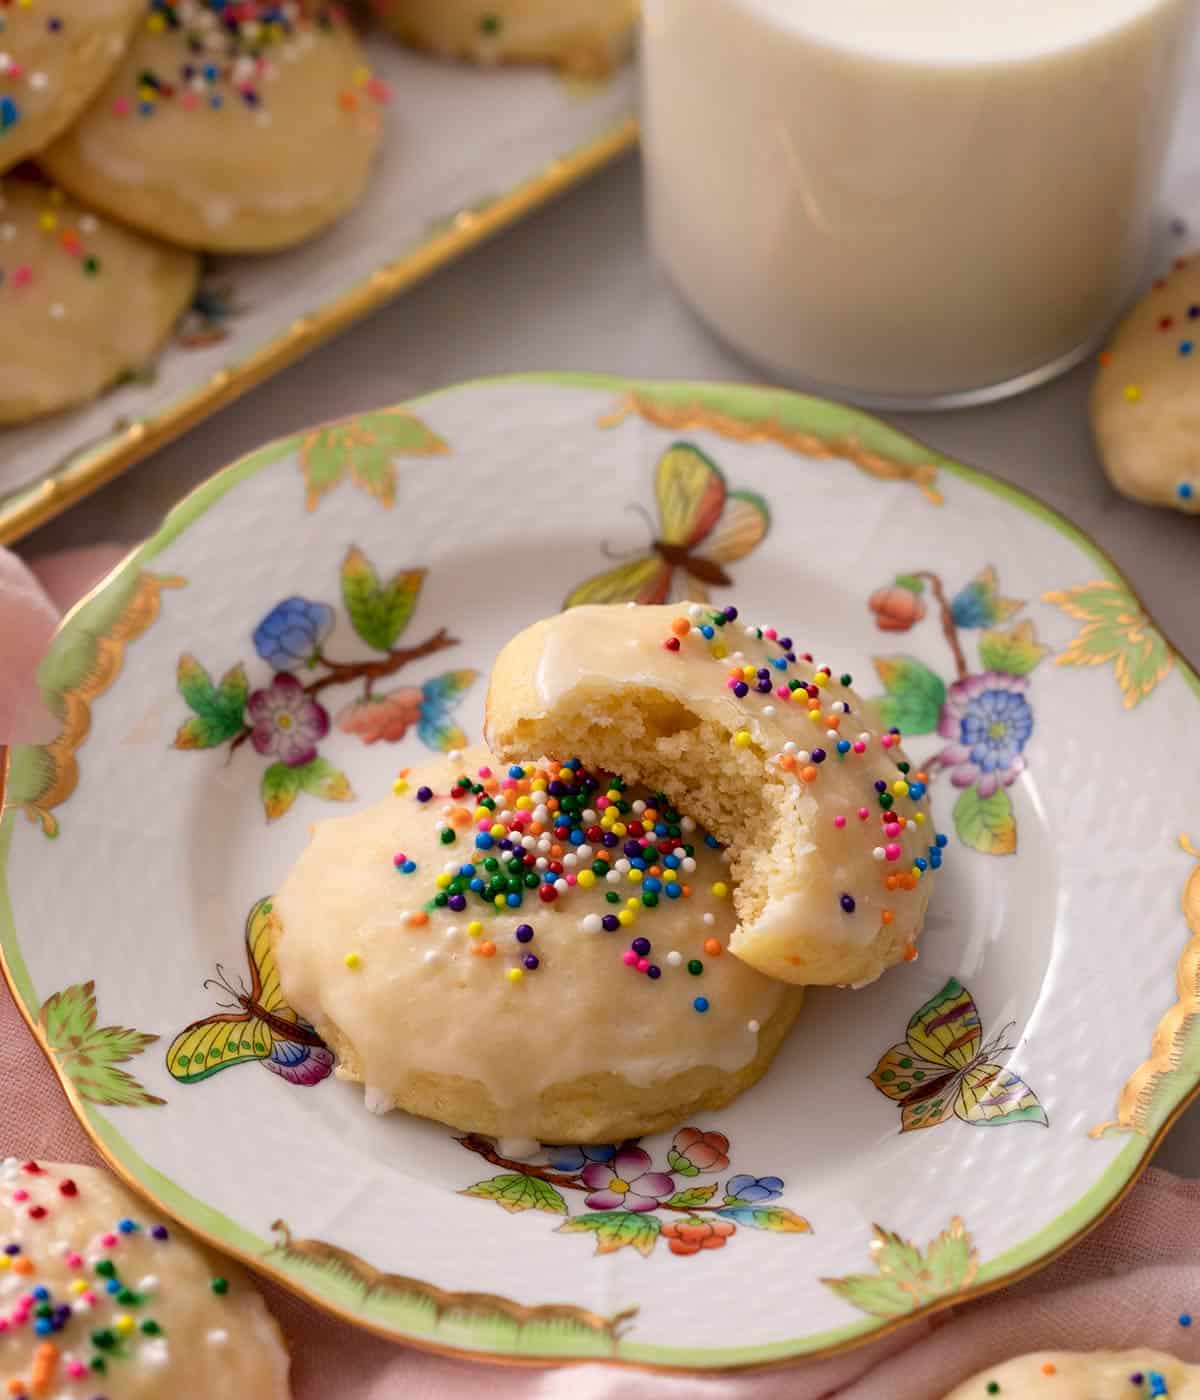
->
[641,0,1197,409]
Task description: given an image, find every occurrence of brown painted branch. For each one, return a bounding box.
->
[916,571,968,681]
[302,628,458,699]
[223,629,457,756]
[456,1136,588,1191]
[455,1136,722,1213]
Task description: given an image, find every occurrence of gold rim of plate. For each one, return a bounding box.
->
[0,115,639,548]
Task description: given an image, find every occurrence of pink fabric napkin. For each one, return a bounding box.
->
[3,542,1197,1399]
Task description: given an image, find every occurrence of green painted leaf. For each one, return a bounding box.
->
[871,1225,925,1280]
[340,547,425,652]
[173,656,247,748]
[1045,579,1141,626]
[715,1205,811,1233]
[664,1184,718,1209]
[923,1218,979,1293]
[38,982,164,1108]
[296,757,354,805]
[978,620,1048,676]
[216,662,249,712]
[557,1211,661,1257]
[300,440,347,509]
[39,981,98,1047]
[173,715,230,749]
[300,411,448,509]
[1044,581,1175,709]
[176,653,214,712]
[872,656,946,735]
[460,1174,567,1215]
[1112,624,1174,707]
[262,762,302,823]
[822,1218,978,1318]
[953,786,1017,856]
[823,1273,919,1318]
[893,573,925,594]
[68,1061,166,1108]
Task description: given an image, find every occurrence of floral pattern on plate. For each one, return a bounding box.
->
[866,564,1048,855]
[3,375,1198,1370]
[171,545,477,822]
[458,1128,810,1260]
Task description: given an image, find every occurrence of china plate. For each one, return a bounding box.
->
[2,373,1199,1374]
[0,42,635,545]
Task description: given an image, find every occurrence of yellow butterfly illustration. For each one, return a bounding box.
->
[870,978,1047,1132]
[564,442,770,608]
[166,897,332,1087]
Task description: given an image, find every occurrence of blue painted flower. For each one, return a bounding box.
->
[545,1144,616,1173]
[936,672,1033,797]
[724,1174,784,1204]
[253,597,335,671]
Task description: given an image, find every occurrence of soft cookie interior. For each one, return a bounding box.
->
[486,604,940,986]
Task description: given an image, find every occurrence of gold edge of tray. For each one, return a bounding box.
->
[0,113,640,549]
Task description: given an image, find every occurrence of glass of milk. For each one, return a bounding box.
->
[641,0,1197,408]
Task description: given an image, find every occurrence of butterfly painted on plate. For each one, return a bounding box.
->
[166,897,333,1088]
[869,978,1047,1132]
[418,669,478,752]
[564,441,770,608]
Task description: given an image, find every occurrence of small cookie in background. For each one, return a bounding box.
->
[40,1,388,254]
[373,0,638,77]
[0,0,142,175]
[942,1349,1199,1398]
[0,176,198,425]
[1091,256,1200,514]
[0,1159,291,1398]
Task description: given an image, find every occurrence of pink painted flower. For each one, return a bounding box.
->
[248,673,330,767]
[935,671,1033,797]
[337,688,423,745]
[581,1147,674,1213]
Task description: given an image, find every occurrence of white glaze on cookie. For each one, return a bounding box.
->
[0,1160,289,1398]
[40,2,387,252]
[272,747,792,1135]
[0,0,141,173]
[0,176,197,423]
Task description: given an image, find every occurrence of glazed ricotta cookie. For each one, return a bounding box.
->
[0,1159,290,1398]
[374,0,638,76]
[0,177,198,424]
[1091,256,1200,514]
[486,604,942,988]
[271,747,804,1144]
[943,1350,1199,1398]
[40,1,387,253]
[0,0,141,174]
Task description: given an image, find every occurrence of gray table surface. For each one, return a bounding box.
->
[17,150,1200,1173]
